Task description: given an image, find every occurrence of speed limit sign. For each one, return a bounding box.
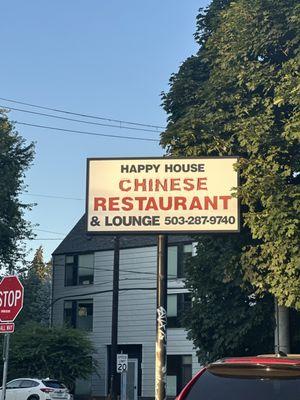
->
[117,354,128,373]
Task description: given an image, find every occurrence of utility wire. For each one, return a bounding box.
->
[31,238,64,240]
[61,264,177,278]
[34,229,67,235]
[52,287,158,306]
[23,193,83,201]
[64,264,157,276]
[0,97,165,129]
[1,105,161,134]
[52,285,188,306]
[15,121,160,143]
[68,277,157,292]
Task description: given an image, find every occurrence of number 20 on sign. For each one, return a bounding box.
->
[117,354,128,373]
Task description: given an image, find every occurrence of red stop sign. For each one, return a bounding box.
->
[0,276,24,322]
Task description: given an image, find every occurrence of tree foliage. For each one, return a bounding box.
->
[18,246,51,327]
[4,323,97,389]
[183,235,274,363]
[0,112,35,272]
[161,0,300,360]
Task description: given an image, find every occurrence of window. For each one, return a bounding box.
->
[65,254,94,286]
[167,355,192,396]
[168,244,193,279]
[167,293,191,328]
[20,380,39,388]
[185,366,300,400]
[64,299,93,331]
[6,380,23,389]
[42,381,66,389]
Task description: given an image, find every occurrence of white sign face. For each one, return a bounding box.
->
[117,354,128,373]
[86,158,239,233]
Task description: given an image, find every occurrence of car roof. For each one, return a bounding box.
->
[8,378,41,382]
[8,378,61,382]
[212,355,300,367]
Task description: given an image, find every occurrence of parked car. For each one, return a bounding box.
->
[0,378,71,400]
[177,355,300,400]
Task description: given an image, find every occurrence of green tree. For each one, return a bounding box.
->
[0,111,35,272]
[18,246,51,327]
[161,0,299,361]
[183,235,274,363]
[5,323,97,389]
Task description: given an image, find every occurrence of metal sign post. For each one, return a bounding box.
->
[155,235,168,400]
[117,353,128,400]
[0,275,24,400]
[120,372,127,400]
[1,333,10,400]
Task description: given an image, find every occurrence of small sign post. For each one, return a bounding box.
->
[117,354,128,400]
[0,276,24,400]
[120,372,127,400]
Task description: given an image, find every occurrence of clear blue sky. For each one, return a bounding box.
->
[1,0,209,262]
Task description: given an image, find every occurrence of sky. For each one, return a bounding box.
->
[1,0,210,263]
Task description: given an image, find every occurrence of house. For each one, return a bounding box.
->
[52,215,201,400]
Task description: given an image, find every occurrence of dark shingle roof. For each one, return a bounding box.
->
[52,215,192,255]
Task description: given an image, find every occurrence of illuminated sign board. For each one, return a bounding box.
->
[86,157,239,233]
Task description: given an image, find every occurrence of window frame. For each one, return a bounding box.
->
[20,380,40,388]
[168,292,192,328]
[64,253,94,287]
[6,380,23,389]
[168,243,194,279]
[167,354,193,395]
[63,299,93,332]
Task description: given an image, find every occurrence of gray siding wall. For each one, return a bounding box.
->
[52,246,201,398]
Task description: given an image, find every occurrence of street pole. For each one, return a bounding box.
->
[1,333,10,400]
[155,234,168,400]
[274,298,290,354]
[110,236,120,400]
[120,372,127,400]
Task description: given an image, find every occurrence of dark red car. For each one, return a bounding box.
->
[177,355,300,400]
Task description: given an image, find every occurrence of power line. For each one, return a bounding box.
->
[67,264,157,275]
[52,285,187,306]
[1,105,161,134]
[35,229,67,235]
[63,264,177,278]
[23,193,83,201]
[68,277,157,292]
[52,287,158,306]
[0,97,165,129]
[31,238,64,240]
[15,121,160,143]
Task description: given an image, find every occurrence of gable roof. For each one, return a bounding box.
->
[52,215,192,255]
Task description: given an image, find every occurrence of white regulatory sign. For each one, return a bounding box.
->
[117,354,128,373]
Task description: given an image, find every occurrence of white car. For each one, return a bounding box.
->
[0,379,71,400]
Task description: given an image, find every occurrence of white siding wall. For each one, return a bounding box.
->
[52,246,201,398]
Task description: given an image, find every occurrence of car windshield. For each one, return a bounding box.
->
[186,364,300,400]
[42,381,66,389]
